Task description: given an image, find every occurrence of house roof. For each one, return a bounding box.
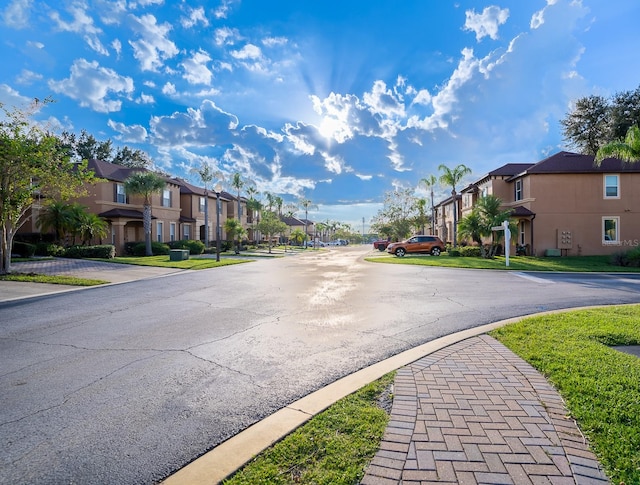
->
[88,158,141,182]
[511,205,535,217]
[280,216,306,226]
[98,208,154,220]
[515,151,640,176]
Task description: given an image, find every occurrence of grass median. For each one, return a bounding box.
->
[94,255,251,269]
[367,253,640,272]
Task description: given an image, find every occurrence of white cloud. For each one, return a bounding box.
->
[214,26,240,46]
[262,36,288,48]
[48,58,134,113]
[181,49,213,85]
[50,2,109,55]
[107,119,148,142]
[363,80,406,119]
[0,83,31,107]
[112,38,122,57]
[128,13,179,71]
[181,6,208,29]
[161,82,176,95]
[231,44,262,60]
[137,92,154,104]
[2,0,32,28]
[16,69,42,84]
[464,6,509,41]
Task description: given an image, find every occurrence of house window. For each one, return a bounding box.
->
[515,180,523,201]
[111,226,116,245]
[115,183,127,204]
[170,223,176,242]
[162,189,171,207]
[183,224,191,240]
[603,217,619,243]
[604,174,619,199]
[157,221,164,242]
[199,197,205,212]
[519,221,526,245]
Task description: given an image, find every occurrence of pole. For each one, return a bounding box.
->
[204,189,209,248]
[503,220,510,267]
[215,191,221,262]
[362,217,365,244]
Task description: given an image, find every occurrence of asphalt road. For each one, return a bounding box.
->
[1,246,639,484]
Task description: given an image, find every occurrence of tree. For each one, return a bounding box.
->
[560,95,610,155]
[420,174,438,234]
[290,228,306,246]
[37,201,76,244]
[413,198,429,234]
[124,171,166,256]
[370,188,417,241]
[459,195,515,258]
[457,210,484,250]
[608,87,640,142]
[438,163,472,247]
[112,146,153,169]
[0,98,96,274]
[595,125,640,165]
[76,211,108,245]
[298,197,317,248]
[223,218,247,254]
[245,186,262,243]
[257,210,287,254]
[191,162,223,248]
[231,172,244,254]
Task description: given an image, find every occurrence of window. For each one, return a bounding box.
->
[514,180,523,201]
[115,183,127,204]
[183,224,191,240]
[603,217,619,243]
[170,223,176,242]
[162,189,171,207]
[157,221,163,242]
[604,174,619,198]
[111,226,116,245]
[519,221,525,245]
[199,197,206,212]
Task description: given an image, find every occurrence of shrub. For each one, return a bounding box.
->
[168,239,205,255]
[131,241,170,256]
[12,241,36,258]
[459,246,482,257]
[63,245,116,259]
[35,242,65,257]
[610,247,640,267]
[448,249,461,257]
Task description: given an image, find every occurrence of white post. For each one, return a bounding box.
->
[503,220,510,267]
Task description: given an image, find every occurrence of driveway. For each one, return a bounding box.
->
[1,247,639,484]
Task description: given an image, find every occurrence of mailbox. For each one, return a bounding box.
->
[556,229,573,249]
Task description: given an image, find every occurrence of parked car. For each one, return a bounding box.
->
[372,239,390,251]
[305,240,325,247]
[386,235,444,257]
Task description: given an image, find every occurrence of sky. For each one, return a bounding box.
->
[1,0,639,231]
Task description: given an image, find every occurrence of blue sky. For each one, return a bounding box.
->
[2,0,639,230]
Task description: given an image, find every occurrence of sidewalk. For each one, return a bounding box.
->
[362,335,609,485]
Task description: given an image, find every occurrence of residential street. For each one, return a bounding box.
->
[1,246,639,484]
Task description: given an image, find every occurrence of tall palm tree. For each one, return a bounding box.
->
[298,197,317,248]
[420,174,438,234]
[124,171,166,256]
[595,125,640,164]
[438,163,472,247]
[457,210,484,248]
[476,195,515,258]
[245,186,262,244]
[191,162,223,248]
[77,212,109,245]
[231,172,244,254]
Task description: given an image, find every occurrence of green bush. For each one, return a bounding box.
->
[168,239,205,255]
[459,246,482,257]
[610,247,640,267]
[12,241,36,258]
[63,245,116,259]
[35,242,65,256]
[448,249,461,257]
[132,241,170,256]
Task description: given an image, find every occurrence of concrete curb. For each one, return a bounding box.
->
[162,304,625,485]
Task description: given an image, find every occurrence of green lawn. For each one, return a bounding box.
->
[0,273,108,286]
[367,253,640,272]
[93,255,252,270]
[491,305,640,484]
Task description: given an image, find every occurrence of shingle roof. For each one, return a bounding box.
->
[488,163,536,177]
[522,151,640,175]
[98,208,154,220]
[88,158,142,182]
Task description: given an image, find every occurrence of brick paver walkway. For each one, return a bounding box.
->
[362,335,609,485]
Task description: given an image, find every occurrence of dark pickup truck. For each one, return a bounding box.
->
[372,239,390,251]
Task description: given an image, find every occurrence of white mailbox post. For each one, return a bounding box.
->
[491,220,511,267]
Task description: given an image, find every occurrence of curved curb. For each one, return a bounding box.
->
[162,303,635,485]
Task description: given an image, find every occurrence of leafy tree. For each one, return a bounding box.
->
[438,163,472,247]
[290,228,306,245]
[595,125,640,164]
[457,210,484,249]
[371,188,418,241]
[245,186,262,243]
[298,197,317,248]
[413,198,429,234]
[124,171,166,256]
[76,210,109,245]
[257,211,287,254]
[458,195,515,258]
[0,98,96,274]
[609,87,640,142]
[112,146,153,169]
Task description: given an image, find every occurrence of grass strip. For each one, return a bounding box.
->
[491,305,640,484]
[0,273,108,286]
[367,254,640,272]
[223,372,395,485]
[92,256,251,270]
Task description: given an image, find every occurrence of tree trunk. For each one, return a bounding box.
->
[143,204,152,256]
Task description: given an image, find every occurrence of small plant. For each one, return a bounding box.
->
[459,246,481,257]
[168,239,205,255]
[132,241,170,256]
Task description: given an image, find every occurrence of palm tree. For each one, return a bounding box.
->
[245,186,262,244]
[298,197,317,248]
[414,198,429,234]
[420,174,438,234]
[223,218,246,254]
[231,172,244,253]
[438,163,472,247]
[124,171,166,256]
[595,125,640,164]
[457,210,484,248]
[77,212,109,245]
[476,195,515,258]
[37,201,75,245]
[191,162,223,248]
